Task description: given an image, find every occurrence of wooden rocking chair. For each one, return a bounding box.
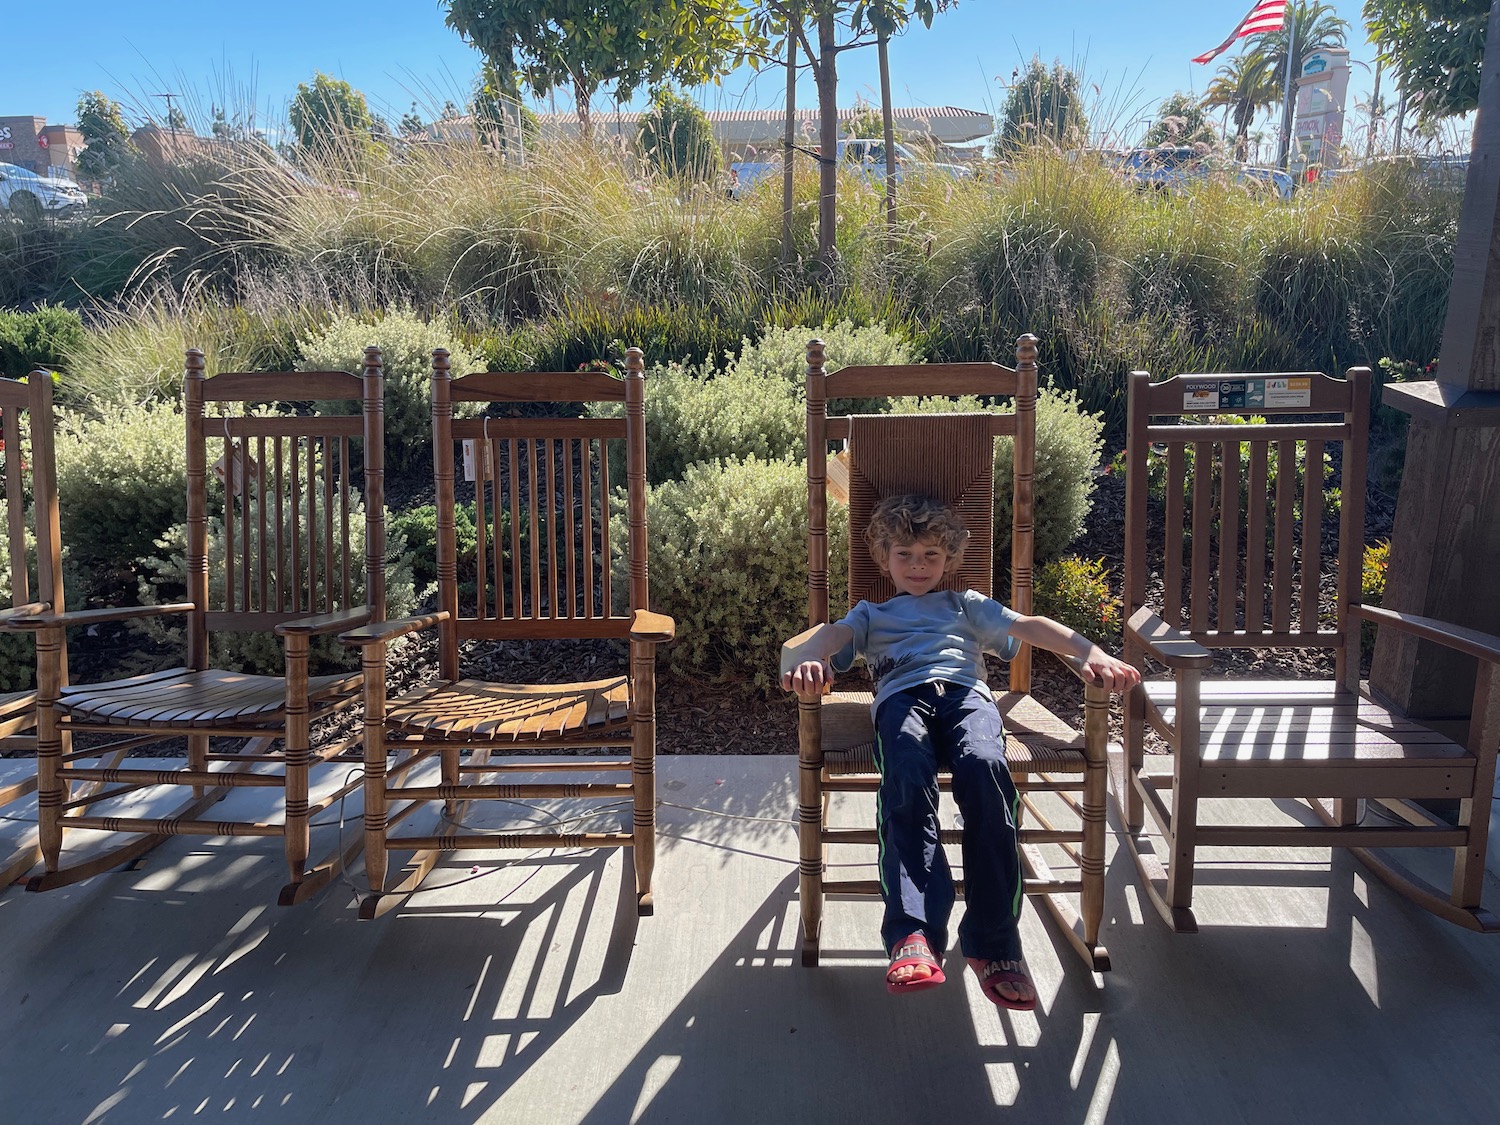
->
[21,348,386,904]
[0,373,64,887]
[788,335,1114,972]
[341,347,673,920]
[1117,367,1500,933]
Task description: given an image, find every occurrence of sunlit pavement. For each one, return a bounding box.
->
[2,755,1498,1125]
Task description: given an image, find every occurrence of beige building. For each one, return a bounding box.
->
[431,105,993,160]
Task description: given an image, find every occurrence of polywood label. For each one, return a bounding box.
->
[1182,376,1312,412]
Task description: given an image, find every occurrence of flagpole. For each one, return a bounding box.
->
[1280,2,1298,170]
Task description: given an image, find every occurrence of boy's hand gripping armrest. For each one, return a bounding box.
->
[780,623,852,701]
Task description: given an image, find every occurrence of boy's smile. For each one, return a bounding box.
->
[884,537,951,596]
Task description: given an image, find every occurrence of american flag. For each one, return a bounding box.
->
[1192,0,1288,65]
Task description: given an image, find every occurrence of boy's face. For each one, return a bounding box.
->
[878,534,952,596]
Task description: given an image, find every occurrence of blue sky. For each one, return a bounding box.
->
[1,1,1389,146]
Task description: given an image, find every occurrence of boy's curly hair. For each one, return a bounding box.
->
[865,493,969,571]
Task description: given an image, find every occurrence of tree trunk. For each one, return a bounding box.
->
[783,17,798,270]
[574,77,592,141]
[879,26,896,229]
[816,10,839,273]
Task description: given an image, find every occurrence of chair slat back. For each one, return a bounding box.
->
[183,351,386,661]
[1123,368,1370,684]
[431,351,647,681]
[806,336,1039,692]
[0,375,62,616]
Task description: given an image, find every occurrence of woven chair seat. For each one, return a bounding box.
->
[58,668,359,727]
[387,675,631,742]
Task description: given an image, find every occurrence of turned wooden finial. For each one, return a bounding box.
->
[806,338,827,377]
[431,348,451,380]
[1015,334,1039,370]
[185,347,206,382]
[625,346,645,377]
[363,345,384,376]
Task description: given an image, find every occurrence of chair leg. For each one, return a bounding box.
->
[1123,685,1145,833]
[34,626,64,873]
[1163,757,1201,929]
[358,645,390,919]
[631,726,656,917]
[281,636,312,896]
[796,697,824,967]
[1080,683,1110,964]
[188,733,209,799]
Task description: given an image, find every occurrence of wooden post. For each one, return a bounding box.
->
[1373,0,1500,720]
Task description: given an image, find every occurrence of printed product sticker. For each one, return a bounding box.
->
[1183,382,1219,411]
[1264,376,1312,408]
[1218,380,1247,410]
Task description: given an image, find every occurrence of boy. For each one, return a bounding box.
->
[782,494,1139,1008]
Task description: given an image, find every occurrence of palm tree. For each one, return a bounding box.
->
[1243,0,1349,166]
[1201,51,1280,161]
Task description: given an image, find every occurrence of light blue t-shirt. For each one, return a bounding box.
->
[831,589,1021,712]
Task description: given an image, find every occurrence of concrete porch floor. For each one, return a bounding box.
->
[2,754,1498,1125]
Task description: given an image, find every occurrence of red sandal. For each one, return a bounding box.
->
[886,933,946,995]
[968,958,1037,1011]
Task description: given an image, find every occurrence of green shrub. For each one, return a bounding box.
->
[586,362,804,485]
[54,402,187,599]
[0,306,86,378]
[297,308,482,471]
[730,320,913,395]
[637,89,721,181]
[1361,539,1391,665]
[891,387,1103,565]
[480,297,760,376]
[135,496,416,675]
[623,456,848,694]
[389,502,478,590]
[1034,555,1121,643]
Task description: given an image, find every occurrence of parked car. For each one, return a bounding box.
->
[729,138,974,198]
[1117,147,1293,200]
[0,163,88,218]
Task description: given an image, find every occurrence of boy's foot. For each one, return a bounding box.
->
[886,932,946,994]
[967,957,1037,1011]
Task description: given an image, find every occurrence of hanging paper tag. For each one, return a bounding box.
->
[212,443,260,498]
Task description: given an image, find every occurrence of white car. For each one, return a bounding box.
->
[0,163,88,218]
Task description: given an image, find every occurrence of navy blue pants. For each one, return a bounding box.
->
[874,682,1023,962]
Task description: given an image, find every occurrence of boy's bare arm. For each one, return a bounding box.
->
[1009,614,1142,691]
[780,622,855,701]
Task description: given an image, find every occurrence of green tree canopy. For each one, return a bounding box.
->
[637,89,722,180]
[1366,0,1489,121]
[993,58,1090,155]
[1143,92,1221,149]
[444,0,747,136]
[288,72,378,154]
[75,91,135,181]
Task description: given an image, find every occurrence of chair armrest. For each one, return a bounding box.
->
[0,601,52,627]
[1356,605,1500,665]
[275,608,374,637]
[8,602,195,630]
[338,611,448,647]
[630,609,676,644]
[1125,607,1213,670]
